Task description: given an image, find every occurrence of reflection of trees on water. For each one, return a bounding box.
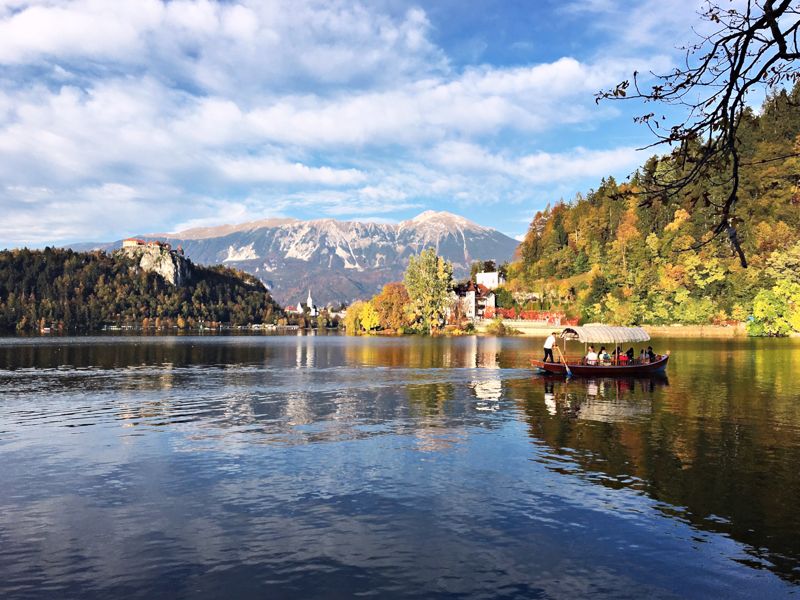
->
[342,335,513,370]
[406,383,455,417]
[510,371,800,584]
[405,383,468,452]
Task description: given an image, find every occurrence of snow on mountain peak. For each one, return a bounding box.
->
[110,211,517,306]
[404,211,484,230]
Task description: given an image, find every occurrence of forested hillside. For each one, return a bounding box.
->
[0,248,283,333]
[507,83,800,335]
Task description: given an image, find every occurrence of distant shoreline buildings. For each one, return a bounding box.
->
[288,290,318,317]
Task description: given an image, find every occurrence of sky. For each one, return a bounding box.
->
[0,0,714,246]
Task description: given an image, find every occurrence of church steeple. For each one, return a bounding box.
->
[307,289,313,308]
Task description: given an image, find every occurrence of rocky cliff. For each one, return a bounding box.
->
[117,245,192,286]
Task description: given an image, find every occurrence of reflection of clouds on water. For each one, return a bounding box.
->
[222,392,256,426]
[285,390,314,426]
[413,428,465,452]
[3,336,800,594]
[331,390,358,422]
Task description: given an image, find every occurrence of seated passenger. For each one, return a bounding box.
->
[647,346,657,362]
[619,352,629,364]
[585,346,598,365]
[626,347,635,362]
[599,346,611,364]
[639,349,646,363]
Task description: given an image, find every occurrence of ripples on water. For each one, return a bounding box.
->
[0,334,799,599]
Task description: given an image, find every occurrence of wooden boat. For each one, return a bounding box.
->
[532,353,669,376]
[532,325,669,377]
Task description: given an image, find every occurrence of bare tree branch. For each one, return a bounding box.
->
[598,0,800,267]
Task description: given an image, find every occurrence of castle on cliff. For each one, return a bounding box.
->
[118,238,190,286]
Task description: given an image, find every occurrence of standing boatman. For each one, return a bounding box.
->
[543,331,557,363]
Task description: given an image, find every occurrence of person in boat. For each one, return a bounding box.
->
[647,346,657,362]
[639,349,646,363]
[619,348,629,364]
[585,346,598,365]
[543,331,557,363]
[598,346,610,364]
[626,347,635,362]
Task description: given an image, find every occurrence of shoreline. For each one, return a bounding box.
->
[475,320,748,338]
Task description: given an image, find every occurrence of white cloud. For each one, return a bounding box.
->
[0,0,447,92]
[0,182,181,245]
[0,1,162,63]
[0,0,688,245]
[430,141,642,183]
[167,199,290,234]
[560,0,725,52]
[217,157,366,185]
[243,56,665,147]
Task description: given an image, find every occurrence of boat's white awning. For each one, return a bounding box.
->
[560,325,650,345]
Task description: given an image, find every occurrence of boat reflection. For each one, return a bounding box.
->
[538,375,669,422]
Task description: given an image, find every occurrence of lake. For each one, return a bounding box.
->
[1,334,799,599]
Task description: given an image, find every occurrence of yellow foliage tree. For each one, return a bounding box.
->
[343,300,365,334]
[360,301,380,333]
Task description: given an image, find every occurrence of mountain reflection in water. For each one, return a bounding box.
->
[0,334,798,599]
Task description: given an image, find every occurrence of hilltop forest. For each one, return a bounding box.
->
[0,248,283,333]
[507,83,800,335]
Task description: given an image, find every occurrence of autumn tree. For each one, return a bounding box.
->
[403,248,454,333]
[343,300,365,334]
[372,282,412,331]
[611,199,641,274]
[361,302,381,333]
[600,0,800,267]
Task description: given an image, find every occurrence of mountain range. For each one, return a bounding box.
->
[75,211,519,306]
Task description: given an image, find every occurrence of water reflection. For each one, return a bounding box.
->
[0,335,799,598]
[512,370,800,584]
[538,375,666,422]
[467,336,503,408]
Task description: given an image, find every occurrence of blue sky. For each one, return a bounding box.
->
[0,0,711,246]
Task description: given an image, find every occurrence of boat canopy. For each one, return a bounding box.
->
[560,325,650,344]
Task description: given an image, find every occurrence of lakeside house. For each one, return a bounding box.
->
[475,270,505,290]
[452,280,496,321]
[450,270,503,321]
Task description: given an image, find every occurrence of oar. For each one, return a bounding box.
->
[556,345,572,377]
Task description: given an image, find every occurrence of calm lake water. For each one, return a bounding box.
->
[1,334,799,599]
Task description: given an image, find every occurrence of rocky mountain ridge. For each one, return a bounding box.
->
[80,211,519,306]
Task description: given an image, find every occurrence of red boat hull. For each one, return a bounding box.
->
[531,354,669,377]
